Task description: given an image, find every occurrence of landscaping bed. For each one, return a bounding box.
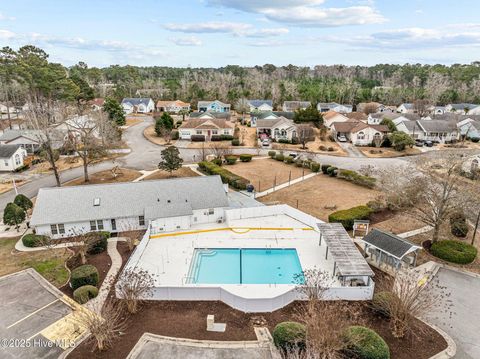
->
[142,167,199,181]
[65,168,142,186]
[67,300,447,359]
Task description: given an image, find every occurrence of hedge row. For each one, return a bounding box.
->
[198,161,249,190]
[211,134,234,141]
[328,205,373,230]
[337,169,377,189]
[239,154,253,162]
[22,234,49,248]
[430,240,477,264]
[70,264,99,290]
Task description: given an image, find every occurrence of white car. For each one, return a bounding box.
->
[337,135,347,142]
[262,139,270,147]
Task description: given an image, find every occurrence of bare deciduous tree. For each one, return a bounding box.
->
[296,124,315,149]
[116,269,156,313]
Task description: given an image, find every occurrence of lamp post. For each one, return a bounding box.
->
[472,208,480,246]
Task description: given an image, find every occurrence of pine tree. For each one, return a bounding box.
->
[158,146,183,176]
[3,203,26,231]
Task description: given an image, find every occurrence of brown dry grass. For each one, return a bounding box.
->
[358,146,422,158]
[65,168,142,186]
[372,212,427,235]
[125,117,143,127]
[258,173,379,221]
[30,157,84,174]
[0,179,27,195]
[228,158,312,192]
[143,125,176,146]
[142,167,199,181]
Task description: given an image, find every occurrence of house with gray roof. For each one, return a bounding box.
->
[397,103,415,114]
[282,101,311,112]
[247,100,273,112]
[0,129,45,153]
[457,119,480,139]
[0,145,27,171]
[317,102,353,113]
[197,100,231,113]
[360,229,422,273]
[446,103,479,113]
[416,119,458,142]
[121,98,155,114]
[30,176,229,239]
[255,116,298,142]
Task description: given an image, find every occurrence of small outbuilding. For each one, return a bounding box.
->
[361,229,422,273]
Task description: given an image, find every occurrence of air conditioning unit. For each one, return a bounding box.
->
[217,217,224,223]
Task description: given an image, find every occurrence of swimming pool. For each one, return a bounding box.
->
[188,248,304,284]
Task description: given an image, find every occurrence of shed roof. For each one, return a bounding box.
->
[362,229,421,259]
[317,223,374,277]
[30,176,229,226]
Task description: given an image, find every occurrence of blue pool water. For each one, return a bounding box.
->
[190,248,304,284]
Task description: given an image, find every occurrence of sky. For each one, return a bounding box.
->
[0,0,479,68]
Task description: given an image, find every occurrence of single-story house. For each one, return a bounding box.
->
[256,116,298,142]
[368,113,419,126]
[331,122,389,146]
[88,98,105,111]
[178,118,234,141]
[415,120,458,142]
[282,101,311,112]
[395,120,421,139]
[457,119,480,139]
[248,100,273,112]
[54,115,99,140]
[428,106,446,115]
[197,100,231,113]
[323,111,350,128]
[189,111,230,120]
[156,100,191,113]
[360,229,422,272]
[30,176,229,239]
[0,130,46,154]
[446,103,479,114]
[346,112,368,123]
[317,103,352,113]
[121,98,155,114]
[397,103,414,114]
[0,145,27,171]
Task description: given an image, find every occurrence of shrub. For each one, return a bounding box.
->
[295,160,303,167]
[302,160,312,168]
[191,134,205,142]
[268,150,276,158]
[321,164,331,174]
[278,138,291,144]
[73,285,99,304]
[220,134,234,141]
[275,153,285,161]
[337,169,376,189]
[326,166,338,177]
[310,162,320,172]
[171,130,179,140]
[284,156,294,164]
[22,234,49,248]
[14,164,29,172]
[272,322,306,351]
[451,221,469,238]
[371,291,396,318]
[211,158,222,166]
[14,194,33,211]
[225,156,237,165]
[70,265,99,290]
[210,135,222,141]
[87,231,110,254]
[231,139,241,146]
[328,205,373,230]
[367,200,385,213]
[327,147,334,152]
[470,137,480,143]
[197,161,249,190]
[344,326,390,359]
[319,145,327,151]
[449,211,466,225]
[430,240,477,264]
[239,154,253,162]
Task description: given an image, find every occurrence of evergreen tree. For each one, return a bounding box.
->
[103,97,126,126]
[13,194,33,211]
[3,203,26,231]
[158,146,183,175]
[293,106,323,125]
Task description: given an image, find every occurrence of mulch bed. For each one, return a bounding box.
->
[59,247,112,298]
[68,300,447,359]
[369,208,396,224]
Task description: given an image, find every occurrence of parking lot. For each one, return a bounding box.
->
[0,269,81,359]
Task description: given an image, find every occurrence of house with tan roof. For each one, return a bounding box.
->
[156,100,191,113]
[331,121,389,146]
[346,112,368,122]
[178,118,234,141]
[323,111,350,128]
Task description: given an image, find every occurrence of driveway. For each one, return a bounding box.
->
[427,267,480,359]
[336,141,366,158]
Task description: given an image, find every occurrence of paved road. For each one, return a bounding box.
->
[0,116,409,210]
[427,267,480,359]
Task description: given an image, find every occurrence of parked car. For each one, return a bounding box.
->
[424,140,433,147]
[337,135,347,142]
[415,139,424,147]
[262,139,270,147]
[288,152,298,158]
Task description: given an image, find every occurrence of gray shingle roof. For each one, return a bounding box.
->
[0,144,21,158]
[121,98,152,107]
[0,130,45,143]
[30,176,228,226]
[248,100,272,108]
[362,229,421,259]
[417,120,457,133]
[317,223,374,277]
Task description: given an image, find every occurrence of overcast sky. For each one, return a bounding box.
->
[0,0,478,68]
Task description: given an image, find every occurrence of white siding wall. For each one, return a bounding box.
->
[0,148,26,171]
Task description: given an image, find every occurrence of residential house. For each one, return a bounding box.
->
[256,116,298,142]
[395,120,422,139]
[415,120,458,142]
[457,118,480,139]
[317,102,353,113]
[247,100,273,112]
[121,98,155,114]
[0,130,46,154]
[323,111,350,128]
[156,100,191,113]
[178,118,234,141]
[357,102,384,113]
[197,100,231,113]
[282,101,311,112]
[189,111,231,120]
[30,176,229,239]
[54,115,99,141]
[0,119,26,135]
[446,103,479,114]
[428,106,446,115]
[360,229,422,273]
[346,112,368,123]
[0,145,27,171]
[397,103,414,114]
[331,121,389,146]
[88,98,105,111]
[368,113,419,127]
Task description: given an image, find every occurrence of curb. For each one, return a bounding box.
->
[422,319,457,359]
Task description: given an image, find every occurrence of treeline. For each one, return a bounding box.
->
[2,45,480,108]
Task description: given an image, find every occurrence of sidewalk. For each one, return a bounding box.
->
[250,172,318,198]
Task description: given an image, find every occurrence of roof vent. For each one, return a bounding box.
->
[167,199,171,203]
[93,198,100,206]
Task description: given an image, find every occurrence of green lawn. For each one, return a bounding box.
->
[0,237,70,287]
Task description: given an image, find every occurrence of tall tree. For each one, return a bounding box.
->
[293,106,323,126]
[3,203,25,231]
[158,146,183,176]
[103,97,125,126]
